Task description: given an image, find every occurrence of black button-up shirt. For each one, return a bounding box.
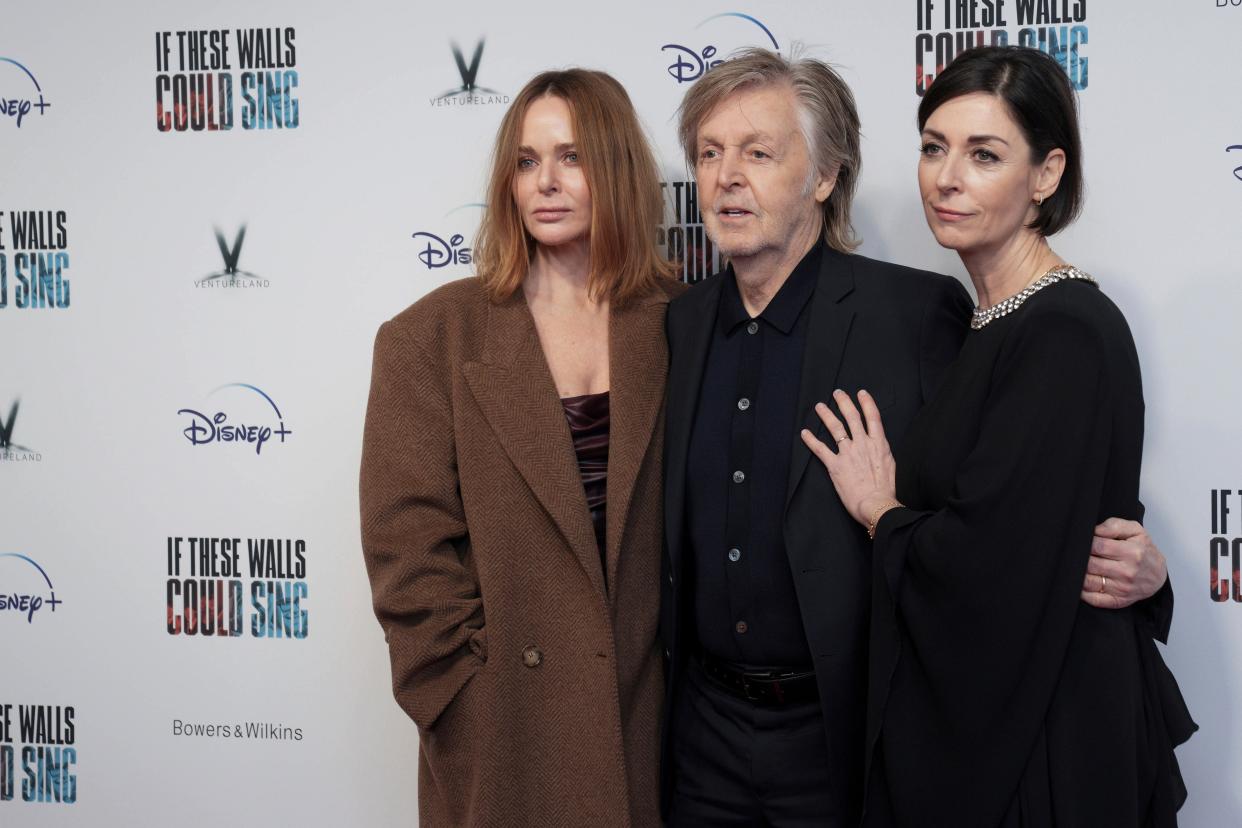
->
[686,241,821,668]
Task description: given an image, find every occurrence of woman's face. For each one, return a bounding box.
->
[918,92,1057,256]
[512,95,592,251]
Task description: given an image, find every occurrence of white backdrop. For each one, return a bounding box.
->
[2,1,1239,825]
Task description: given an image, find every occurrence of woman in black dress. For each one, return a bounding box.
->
[801,47,1196,826]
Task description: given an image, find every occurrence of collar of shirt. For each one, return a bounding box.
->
[718,240,823,336]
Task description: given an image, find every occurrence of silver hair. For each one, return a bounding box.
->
[677,46,862,252]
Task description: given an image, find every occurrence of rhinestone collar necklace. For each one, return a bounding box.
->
[970,264,1096,330]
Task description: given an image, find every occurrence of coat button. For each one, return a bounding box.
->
[522,646,543,668]
[735,621,748,634]
[746,321,759,335]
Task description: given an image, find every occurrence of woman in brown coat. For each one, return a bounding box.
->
[360,69,681,827]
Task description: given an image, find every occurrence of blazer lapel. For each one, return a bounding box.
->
[663,276,724,573]
[462,293,605,599]
[785,248,857,508]
[603,290,671,594]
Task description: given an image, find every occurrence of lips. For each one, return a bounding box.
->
[931,205,972,222]
[532,208,571,221]
[716,206,754,220]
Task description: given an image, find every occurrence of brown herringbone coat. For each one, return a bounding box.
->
[360,276,682,827]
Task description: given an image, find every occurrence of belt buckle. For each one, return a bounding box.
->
[741,671,785,704]
[740,675,762,703]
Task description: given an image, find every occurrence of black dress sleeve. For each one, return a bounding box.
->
[867,308,1117,826]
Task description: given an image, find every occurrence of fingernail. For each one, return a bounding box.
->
[859,388,869,396]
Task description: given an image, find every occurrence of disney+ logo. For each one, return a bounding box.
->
[411,204,484,270]
[662,14,780,84]
[662,44,724,85]
[0,554,63,623]
[411,232,472,269]
[0,58,51,128]
[177,383,292,455]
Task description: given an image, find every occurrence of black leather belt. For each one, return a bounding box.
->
[697,653,819,706]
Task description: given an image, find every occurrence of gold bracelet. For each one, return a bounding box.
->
[867,499,902,540]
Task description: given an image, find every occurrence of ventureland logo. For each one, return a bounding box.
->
[195,224,270,288]
[0,554,63,623]
[0,399,41,462]
[661,13,781,84]
[177,383,292,455]
[430,40,509,106]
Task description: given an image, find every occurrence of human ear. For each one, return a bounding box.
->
[1033,148,1066,203]
[814,164,839,203]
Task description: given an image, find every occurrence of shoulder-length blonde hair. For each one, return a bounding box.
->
[474,69,676,304]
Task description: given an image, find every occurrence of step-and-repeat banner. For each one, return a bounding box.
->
[2,1,1239,825]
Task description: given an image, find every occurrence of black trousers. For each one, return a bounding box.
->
[668,659,843,827]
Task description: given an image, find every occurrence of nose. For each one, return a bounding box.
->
[935,150,962,193]
[536,160,560,194]
[716,148,744,190]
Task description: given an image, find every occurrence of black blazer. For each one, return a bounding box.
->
[659,246,972,822]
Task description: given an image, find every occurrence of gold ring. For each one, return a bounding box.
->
[1100,575,1108,593]
[836,435,849,444]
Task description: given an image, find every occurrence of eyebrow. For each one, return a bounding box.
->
[922,128,1010,147]
[517,142,577,155]
[698,131,777,146]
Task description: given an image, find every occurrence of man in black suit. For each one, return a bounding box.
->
[659,48,1170,826]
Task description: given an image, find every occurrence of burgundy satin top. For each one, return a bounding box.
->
[561,391,610,572]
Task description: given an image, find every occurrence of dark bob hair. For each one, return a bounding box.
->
[918,46,1083,236]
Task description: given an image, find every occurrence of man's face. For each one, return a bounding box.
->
[693,84,833,265]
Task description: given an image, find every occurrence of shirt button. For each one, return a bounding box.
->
[737,397,751,411]
[727,548,741,562]
[732,470,745,484]
[746,321,759,335]
[735,621,749,634]
[522,646,543,668]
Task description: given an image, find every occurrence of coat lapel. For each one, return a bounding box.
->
[603,290,671,595]
[462,293,605,599]
[785,248,857,507]
[663,277,724,573]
